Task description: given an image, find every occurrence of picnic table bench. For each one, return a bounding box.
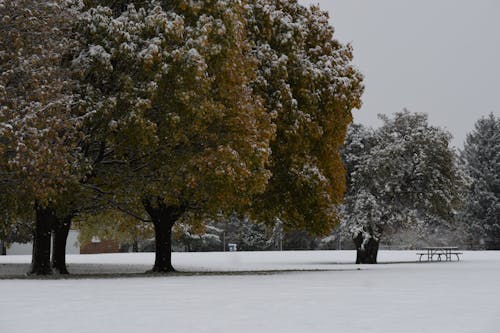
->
[417,247,462,262]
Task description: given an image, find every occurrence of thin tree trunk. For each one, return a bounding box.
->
[0,242,6,255]
[31,205,55,275]
[51,215,72,274]
[132,239,139,253]
[353,231,380,264]
[143,198,184,273]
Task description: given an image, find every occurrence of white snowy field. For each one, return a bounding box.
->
[1,251,499,333]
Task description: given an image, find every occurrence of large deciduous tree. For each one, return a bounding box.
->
[247,0,363,236]
[77,0,274,272]
[342,111,466,264]
[0,0,91,274]
[461,114,500,249]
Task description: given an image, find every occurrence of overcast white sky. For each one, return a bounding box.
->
[299,0,500,147]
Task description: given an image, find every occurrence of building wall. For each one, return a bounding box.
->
[80,239,120,254]
[6,230,80,255]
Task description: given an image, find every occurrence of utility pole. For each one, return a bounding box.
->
[222,231,226,252]
[279,222,283,251]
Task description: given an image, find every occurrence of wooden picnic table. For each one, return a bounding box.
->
[417,247,462,262]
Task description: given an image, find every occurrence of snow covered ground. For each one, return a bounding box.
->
[1,250,499,333]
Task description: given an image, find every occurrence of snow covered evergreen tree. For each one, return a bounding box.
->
[461,114,500,249]
[172,222,223,252]
[219,216,269,251]
[342,111,466,263]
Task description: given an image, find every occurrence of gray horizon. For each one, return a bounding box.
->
[299,0,500,148]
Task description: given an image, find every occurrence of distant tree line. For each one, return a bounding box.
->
[122,112,497,263]
[76,111,500,263]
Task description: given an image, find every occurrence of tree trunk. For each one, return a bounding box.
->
[143,198,184,273]
[353,231,380,264]
[31,205,55,275]
[132,240,139,253]
[0,242,6,255]
[51,215,72,274]
[152,219,175,272]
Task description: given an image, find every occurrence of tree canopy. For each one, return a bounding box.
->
[1,0,364,274]
[342,111,466,263]
[0,0,86,206]
[247,0,364,236]
[461,114,500,249]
